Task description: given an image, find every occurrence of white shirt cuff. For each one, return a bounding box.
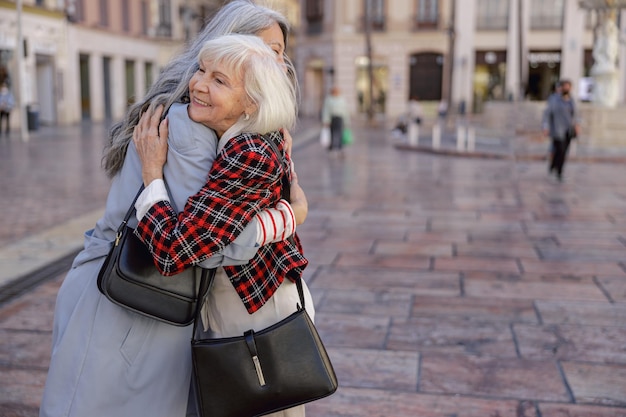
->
[135,179,169,220]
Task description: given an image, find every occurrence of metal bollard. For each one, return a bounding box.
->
[408,122,419,146]
[467,127,475,152]
[456,125,465,151]
[432,124,441,149]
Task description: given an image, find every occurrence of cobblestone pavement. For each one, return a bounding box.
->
[1,117,626,417]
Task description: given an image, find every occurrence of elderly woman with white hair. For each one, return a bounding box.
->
[134,33,312,416]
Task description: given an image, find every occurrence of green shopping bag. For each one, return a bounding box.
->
[342,128,353,145]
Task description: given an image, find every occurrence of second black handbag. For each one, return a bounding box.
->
[191,276,338,417]
[97,186,208,326]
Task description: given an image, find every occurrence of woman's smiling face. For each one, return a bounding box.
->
[187,58,254,137]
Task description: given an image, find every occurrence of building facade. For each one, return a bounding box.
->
[294,0,626,121]
[0,0,196,127]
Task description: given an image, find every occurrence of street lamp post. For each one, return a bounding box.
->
[364,0,375,123]
[16,0,29,142]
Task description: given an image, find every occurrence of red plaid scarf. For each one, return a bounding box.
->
[135,131,308,313]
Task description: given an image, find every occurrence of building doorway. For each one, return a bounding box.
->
[409,52,443,101]
[526,51,561,101]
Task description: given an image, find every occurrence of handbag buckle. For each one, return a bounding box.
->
[245,330,266,386]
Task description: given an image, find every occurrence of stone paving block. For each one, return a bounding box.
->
[596,275,626,303]
[0,330,52,369]
[315,289,412,317]
[430,218,525,234]
[468,230,536,242]
[0,368,47,409]
[387,317,518,358]
[419,354,570,402]
[374,240,453,257]
[0,283,59,331]
[434,256,521,274]
[405,230,469,243]
[335,253,432,270]
[464,272,608,302]
[411,295,538,323]
[326,347,419,391]
[535,300,626,325]
[536,246,626,262]
[521,259,626,276]
[301,236,377,254]
[306,386,533,417]
[309,266,461,296]
[526,221,624,233]
[314,312,390,349]
[561,361,626,406]
[514,323,626,363]
[455,241,539,259]
[538,402,626,417]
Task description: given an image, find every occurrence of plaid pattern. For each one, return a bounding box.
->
[135,131,308,313]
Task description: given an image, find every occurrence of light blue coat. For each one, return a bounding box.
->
[39,103,259,417]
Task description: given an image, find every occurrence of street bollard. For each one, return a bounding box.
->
[467,127,475,152]
[408,122,419,146]
[456,125,465,151]
[432,124,441,149]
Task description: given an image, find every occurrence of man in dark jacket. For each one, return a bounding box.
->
[542,79,580,181]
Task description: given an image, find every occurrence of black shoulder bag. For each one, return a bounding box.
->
[97,185,209,326]
[190,134,338,416]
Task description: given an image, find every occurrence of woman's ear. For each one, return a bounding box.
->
[244,100,258,119]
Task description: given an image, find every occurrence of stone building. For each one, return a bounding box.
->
[294,0,626,124]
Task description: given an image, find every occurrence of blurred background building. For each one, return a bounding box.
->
[0,0,624,136]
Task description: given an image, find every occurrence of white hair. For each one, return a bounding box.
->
[197,34,297,141]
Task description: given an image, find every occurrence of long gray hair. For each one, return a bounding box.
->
[102,0,297,178]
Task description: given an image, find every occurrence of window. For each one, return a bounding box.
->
[157,0,172,37]
[416,0,439,29]
[67,0,84,22]
[530,0,564,29]
[476,0,509,30]
[99,0,108,27]
[306,0,323,34]
[122,0,130,32]
[367,0,386,31]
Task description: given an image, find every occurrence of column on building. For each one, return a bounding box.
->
[451,0,476,113]
[560,0,585,91]
[111,55,126,122]
[505,0,521,100]
[88,52,104,121]
[620,9,626,104]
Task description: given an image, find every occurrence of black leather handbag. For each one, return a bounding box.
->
[191,276,338,417]
[97,186,208,326]
[190,134,338,416]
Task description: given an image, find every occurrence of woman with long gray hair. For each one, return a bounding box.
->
[39,2,308,417]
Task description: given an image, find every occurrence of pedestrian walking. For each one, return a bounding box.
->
[0,83,15,135]
[542,79,580,181]
[322,86,350,155]
[39,2,311,417]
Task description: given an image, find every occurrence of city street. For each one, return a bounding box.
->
[1,117,625,417]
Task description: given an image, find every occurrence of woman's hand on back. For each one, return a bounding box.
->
[134,105,169,186]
